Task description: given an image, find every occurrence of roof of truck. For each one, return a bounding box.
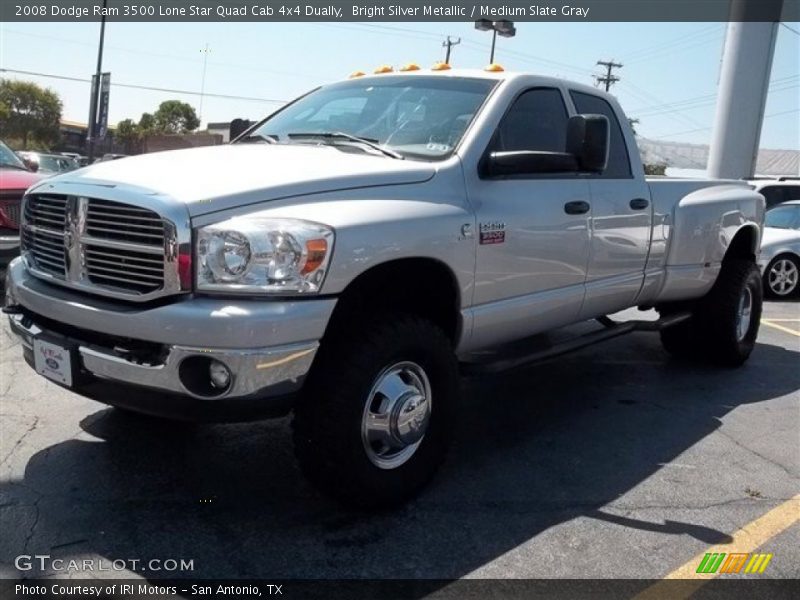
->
[339,67,604,97]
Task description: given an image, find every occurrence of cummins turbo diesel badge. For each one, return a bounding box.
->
[479,222,506,245]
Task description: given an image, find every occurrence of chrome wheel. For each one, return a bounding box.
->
[361,361,432,470]
[768,258,799,296]
[735,286,753,342]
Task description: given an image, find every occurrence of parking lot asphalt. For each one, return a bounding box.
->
[0,289,798,584]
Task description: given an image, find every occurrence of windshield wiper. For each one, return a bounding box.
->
[287,132,403,159]
[238,133,278,144]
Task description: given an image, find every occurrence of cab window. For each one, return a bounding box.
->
[492,88,569,153]
[570,91,632,178]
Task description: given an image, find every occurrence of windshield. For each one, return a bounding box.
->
[765,205,800,229]
[38,155,77,173]
[0,141,28,170]
[243,76,498,160]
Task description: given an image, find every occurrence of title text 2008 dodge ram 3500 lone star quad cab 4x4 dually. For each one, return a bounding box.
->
[5,69,764,508]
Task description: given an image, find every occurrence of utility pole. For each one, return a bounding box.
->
[198,43,210,125]
[86,0,107,163]
[442,36,461,64]
[595,59,623,92]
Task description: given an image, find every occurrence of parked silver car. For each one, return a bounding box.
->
[759,200,800,297]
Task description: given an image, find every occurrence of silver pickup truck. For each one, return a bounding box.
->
[4,68,764,507]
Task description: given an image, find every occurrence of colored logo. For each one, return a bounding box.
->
[696,552,773,574]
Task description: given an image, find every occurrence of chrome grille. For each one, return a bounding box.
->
[85,245,164,293]
[86,199,165,247]
[84,198,165,294]
[21,193,186,302]
[22,195,68,277]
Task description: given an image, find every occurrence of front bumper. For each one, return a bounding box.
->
[5,258,336,409]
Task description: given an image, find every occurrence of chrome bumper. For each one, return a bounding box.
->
[8,312,318,401]
[4,257,335,403]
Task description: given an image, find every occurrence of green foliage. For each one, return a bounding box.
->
[138,112,156,133]
[0,79,62,149]
[644,163,667,176]
[115,118,141,153]
[153,100,200,134]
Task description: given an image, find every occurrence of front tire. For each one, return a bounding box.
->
[763,255,800,298]
[293,314,458,509]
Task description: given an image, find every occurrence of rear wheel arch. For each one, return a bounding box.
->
[724,225,759,263]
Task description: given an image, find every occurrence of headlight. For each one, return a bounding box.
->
[196,217,334,294]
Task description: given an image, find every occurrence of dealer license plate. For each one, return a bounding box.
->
[33,338,73,387]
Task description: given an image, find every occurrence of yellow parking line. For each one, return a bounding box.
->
[635,494,800,599]
[761,319,800,337]
[762,318,800,322]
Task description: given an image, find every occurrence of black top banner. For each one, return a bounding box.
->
[1,0,797,22]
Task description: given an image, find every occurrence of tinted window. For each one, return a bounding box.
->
[760,186,786,208]
[570,91,632,178]
[765,205,800,229]
[494,88,569,153]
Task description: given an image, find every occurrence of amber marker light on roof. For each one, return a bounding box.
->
[374,65,394,74]
[431,62,452,71]
[349,71,366,78]
[400,63,421,72]
[484,63,505,72]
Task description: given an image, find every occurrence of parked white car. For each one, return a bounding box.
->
[759,200,800,297]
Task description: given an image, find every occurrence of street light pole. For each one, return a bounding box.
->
[475,19,516,64]
[86,0,107,163]
[199,43,210,125]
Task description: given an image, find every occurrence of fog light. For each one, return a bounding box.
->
[209,360,232,390]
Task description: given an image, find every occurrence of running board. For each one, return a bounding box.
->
[460,312,691,376]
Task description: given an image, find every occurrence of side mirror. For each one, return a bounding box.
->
[566,114,609,173]
[23,159,39,172]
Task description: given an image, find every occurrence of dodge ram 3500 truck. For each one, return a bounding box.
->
[4,68,764,508]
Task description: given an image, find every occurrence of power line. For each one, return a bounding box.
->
[632,83,799,118]
[652,109,800,139]
[0,68,288,104]
[625,24,720,57]
[1,27,322,81]
[595,60,622,91]
[780,23,800,36]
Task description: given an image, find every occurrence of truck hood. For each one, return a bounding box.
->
[38,144,436,216]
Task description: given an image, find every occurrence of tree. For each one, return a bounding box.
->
[153,100,200,134]
[138,112,156,134]
[115,118,140,153]
[0,79,62,149]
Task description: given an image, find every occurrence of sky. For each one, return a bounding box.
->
[1,20,798,149]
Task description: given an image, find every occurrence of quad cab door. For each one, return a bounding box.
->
[464,86,593,350]
[568,90,653,318]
